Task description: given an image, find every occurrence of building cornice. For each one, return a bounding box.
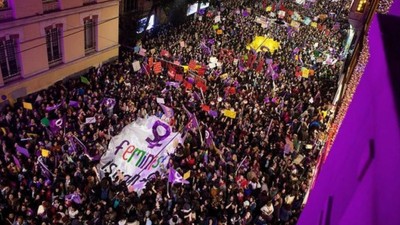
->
[0,0,119,31]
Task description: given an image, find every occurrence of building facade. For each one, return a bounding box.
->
[0,0,119,102]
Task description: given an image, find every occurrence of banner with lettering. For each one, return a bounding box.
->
[97,116,183,190]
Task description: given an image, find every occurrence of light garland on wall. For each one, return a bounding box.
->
[377,0,394,14]
[326,37,370,154]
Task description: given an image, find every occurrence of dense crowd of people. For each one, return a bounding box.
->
[0,0,352,224]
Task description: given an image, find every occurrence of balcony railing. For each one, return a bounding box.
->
[83,0,96,5]
[42,0,59,13]
[0,8,13,21]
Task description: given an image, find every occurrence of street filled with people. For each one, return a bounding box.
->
[0,0,352,224]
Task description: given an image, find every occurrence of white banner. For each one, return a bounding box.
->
[97,116,182,189]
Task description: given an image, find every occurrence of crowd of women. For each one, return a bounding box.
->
[0,0,352,224]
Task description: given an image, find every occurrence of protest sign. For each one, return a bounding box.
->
[85,117,96,124]
[132,61,141,72]
[97,116,182,190]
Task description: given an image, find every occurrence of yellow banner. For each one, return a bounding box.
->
[246,36,280,54]
[41,149,50,157]
[223,109,237,119]
[23,102,33,110]
[183,171,191,180]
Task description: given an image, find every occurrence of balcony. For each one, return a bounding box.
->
[83,0,96,5]
[42,0,59,13]
[0,8,13,21]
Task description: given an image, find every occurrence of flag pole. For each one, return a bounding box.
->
[200,89,206,104]
[235,155,248,176]
[266,119,274,138]
[167,168,170,197]
[198,123,204,146]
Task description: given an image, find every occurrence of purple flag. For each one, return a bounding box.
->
[208,110,218,118]
[187,77,195,84]
[159,103,174,118]
[46,101,63,112]
[166,81,180,88]
[13,155,21,168]
[65,193,82,204]
[205,127,214,147]
[102,98,116,109]
[168,168,189,184]
[192,91,201,101]
[16,145,30,157]
[50,117,65,133]
[69,100,79,108]
[186,115,199,130]
[207,38,215,45]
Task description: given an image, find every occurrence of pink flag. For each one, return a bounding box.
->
[159,103,174,118]
[168,168,189,184]
[13,155,21,169]
[138,48,147,56]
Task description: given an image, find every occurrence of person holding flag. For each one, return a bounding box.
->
[168,167,189,185]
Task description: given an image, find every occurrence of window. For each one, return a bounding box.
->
[0,36,20,81]
[0,0,9,9]
[42,0,59,13]
[84,17,97,53]
[45,25,63,66]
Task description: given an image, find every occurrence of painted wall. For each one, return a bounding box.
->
[97,4,119,50]
[11,0,43,19]
[20,23,49,78]
[63,14,85,62]
[0,46,118,101]
[60,0,83,10]
[0,0,119,100]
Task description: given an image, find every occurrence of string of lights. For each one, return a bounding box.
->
[326,36,370,153]
[377,0,394,14]
[326,0,395,153]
